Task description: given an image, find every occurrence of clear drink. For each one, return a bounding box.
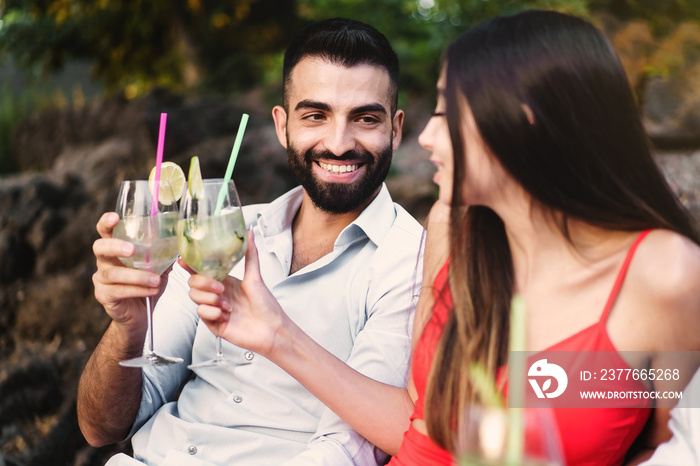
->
[457,455,556,466]
[114,212,179,275]
[177,178,247,369]
[177,208,247,281]
[455,406,564,466]
[114,179,183,367]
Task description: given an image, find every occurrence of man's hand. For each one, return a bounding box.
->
[92,212,165,333]
[79,211,173,447]
[187,230,289,359]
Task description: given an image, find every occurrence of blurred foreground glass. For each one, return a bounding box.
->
[113,180,183,367]
[177,179,247,369]
[455,406,564,466]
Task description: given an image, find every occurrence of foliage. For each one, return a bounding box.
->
[297,0,447,101]
[1,0,700,100]
[589,0,700,36]
[0,0,304,97]
[296,0,592,102]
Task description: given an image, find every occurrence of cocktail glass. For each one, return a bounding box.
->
[114,180,183,367]
[177,178,247,368]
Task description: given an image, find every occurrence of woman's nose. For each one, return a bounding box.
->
[418,119,434,151]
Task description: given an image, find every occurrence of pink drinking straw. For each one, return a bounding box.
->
[151,113,168,216]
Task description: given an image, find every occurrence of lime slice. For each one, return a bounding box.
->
[188,156,204,199]
[149,162,185,205]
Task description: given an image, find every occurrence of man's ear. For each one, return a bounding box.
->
[272,105,288,148]
[391,109,405,152]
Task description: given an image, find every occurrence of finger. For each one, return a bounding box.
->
[244,229,262,280]
[94,282,160,307]
[198,304,225,323]
[95,266,160,288]
[189,274,225,294]
[188,287,229,310]
[93,237,135,259]
[97,212,120,238]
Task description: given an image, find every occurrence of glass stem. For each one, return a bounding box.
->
[216,323,224,360]
[146,296,156,359]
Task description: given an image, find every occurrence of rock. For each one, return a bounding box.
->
[641,23,700,148]
[0,231,35,284]
[50,138,146,199]
[0,351,62,464]
[12,96,132,172]
[11,89,251,174]
[643,72,700,148]
[14,264,103,347]
[655,150,700,224]
[0,175,77,284]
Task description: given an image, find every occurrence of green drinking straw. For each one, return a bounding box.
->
[215,113,249,215]
[506,294,526,465]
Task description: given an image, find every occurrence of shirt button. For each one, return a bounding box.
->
[244,351,254,361]
[233,395,243,403]
[188,445,197,455]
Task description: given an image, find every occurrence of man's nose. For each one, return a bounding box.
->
[322,120,356,156]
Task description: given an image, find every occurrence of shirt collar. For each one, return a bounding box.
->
[256,183,395,247]
[255,186,304,237]
[347,183,395,247]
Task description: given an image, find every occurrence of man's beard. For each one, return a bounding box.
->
[286,142,393,215]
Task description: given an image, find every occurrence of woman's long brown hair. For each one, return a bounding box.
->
[424,10,700,453]
[424,206,513,451]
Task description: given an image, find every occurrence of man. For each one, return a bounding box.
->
[78,18,424,465]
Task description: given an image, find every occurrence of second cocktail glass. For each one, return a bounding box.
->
[177,179,247,368]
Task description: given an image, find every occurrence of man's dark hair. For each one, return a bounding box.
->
[282,17,399,114]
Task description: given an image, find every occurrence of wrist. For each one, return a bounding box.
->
[107,319,148,358]
[267,313,299,363]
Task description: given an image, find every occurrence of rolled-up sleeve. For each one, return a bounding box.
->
[283,217,423,465]
[128,263,199,437]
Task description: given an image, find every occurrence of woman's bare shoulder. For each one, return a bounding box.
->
[635,230,700,297]
[631,229,700,349]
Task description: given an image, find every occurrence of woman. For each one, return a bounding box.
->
[395,9,700,465]
[188,9,700,465]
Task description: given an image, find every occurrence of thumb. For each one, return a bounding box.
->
[244,229,262,280]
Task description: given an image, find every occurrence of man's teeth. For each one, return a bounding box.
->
[318,162,359,174]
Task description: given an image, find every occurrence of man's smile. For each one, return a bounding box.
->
[317,161,362,174]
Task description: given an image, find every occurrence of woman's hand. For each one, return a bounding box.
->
[187,230,289,358]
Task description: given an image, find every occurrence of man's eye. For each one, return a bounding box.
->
[303,113,325,121]
[357,116,380,124]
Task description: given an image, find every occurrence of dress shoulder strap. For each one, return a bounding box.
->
[600,229,653,323]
